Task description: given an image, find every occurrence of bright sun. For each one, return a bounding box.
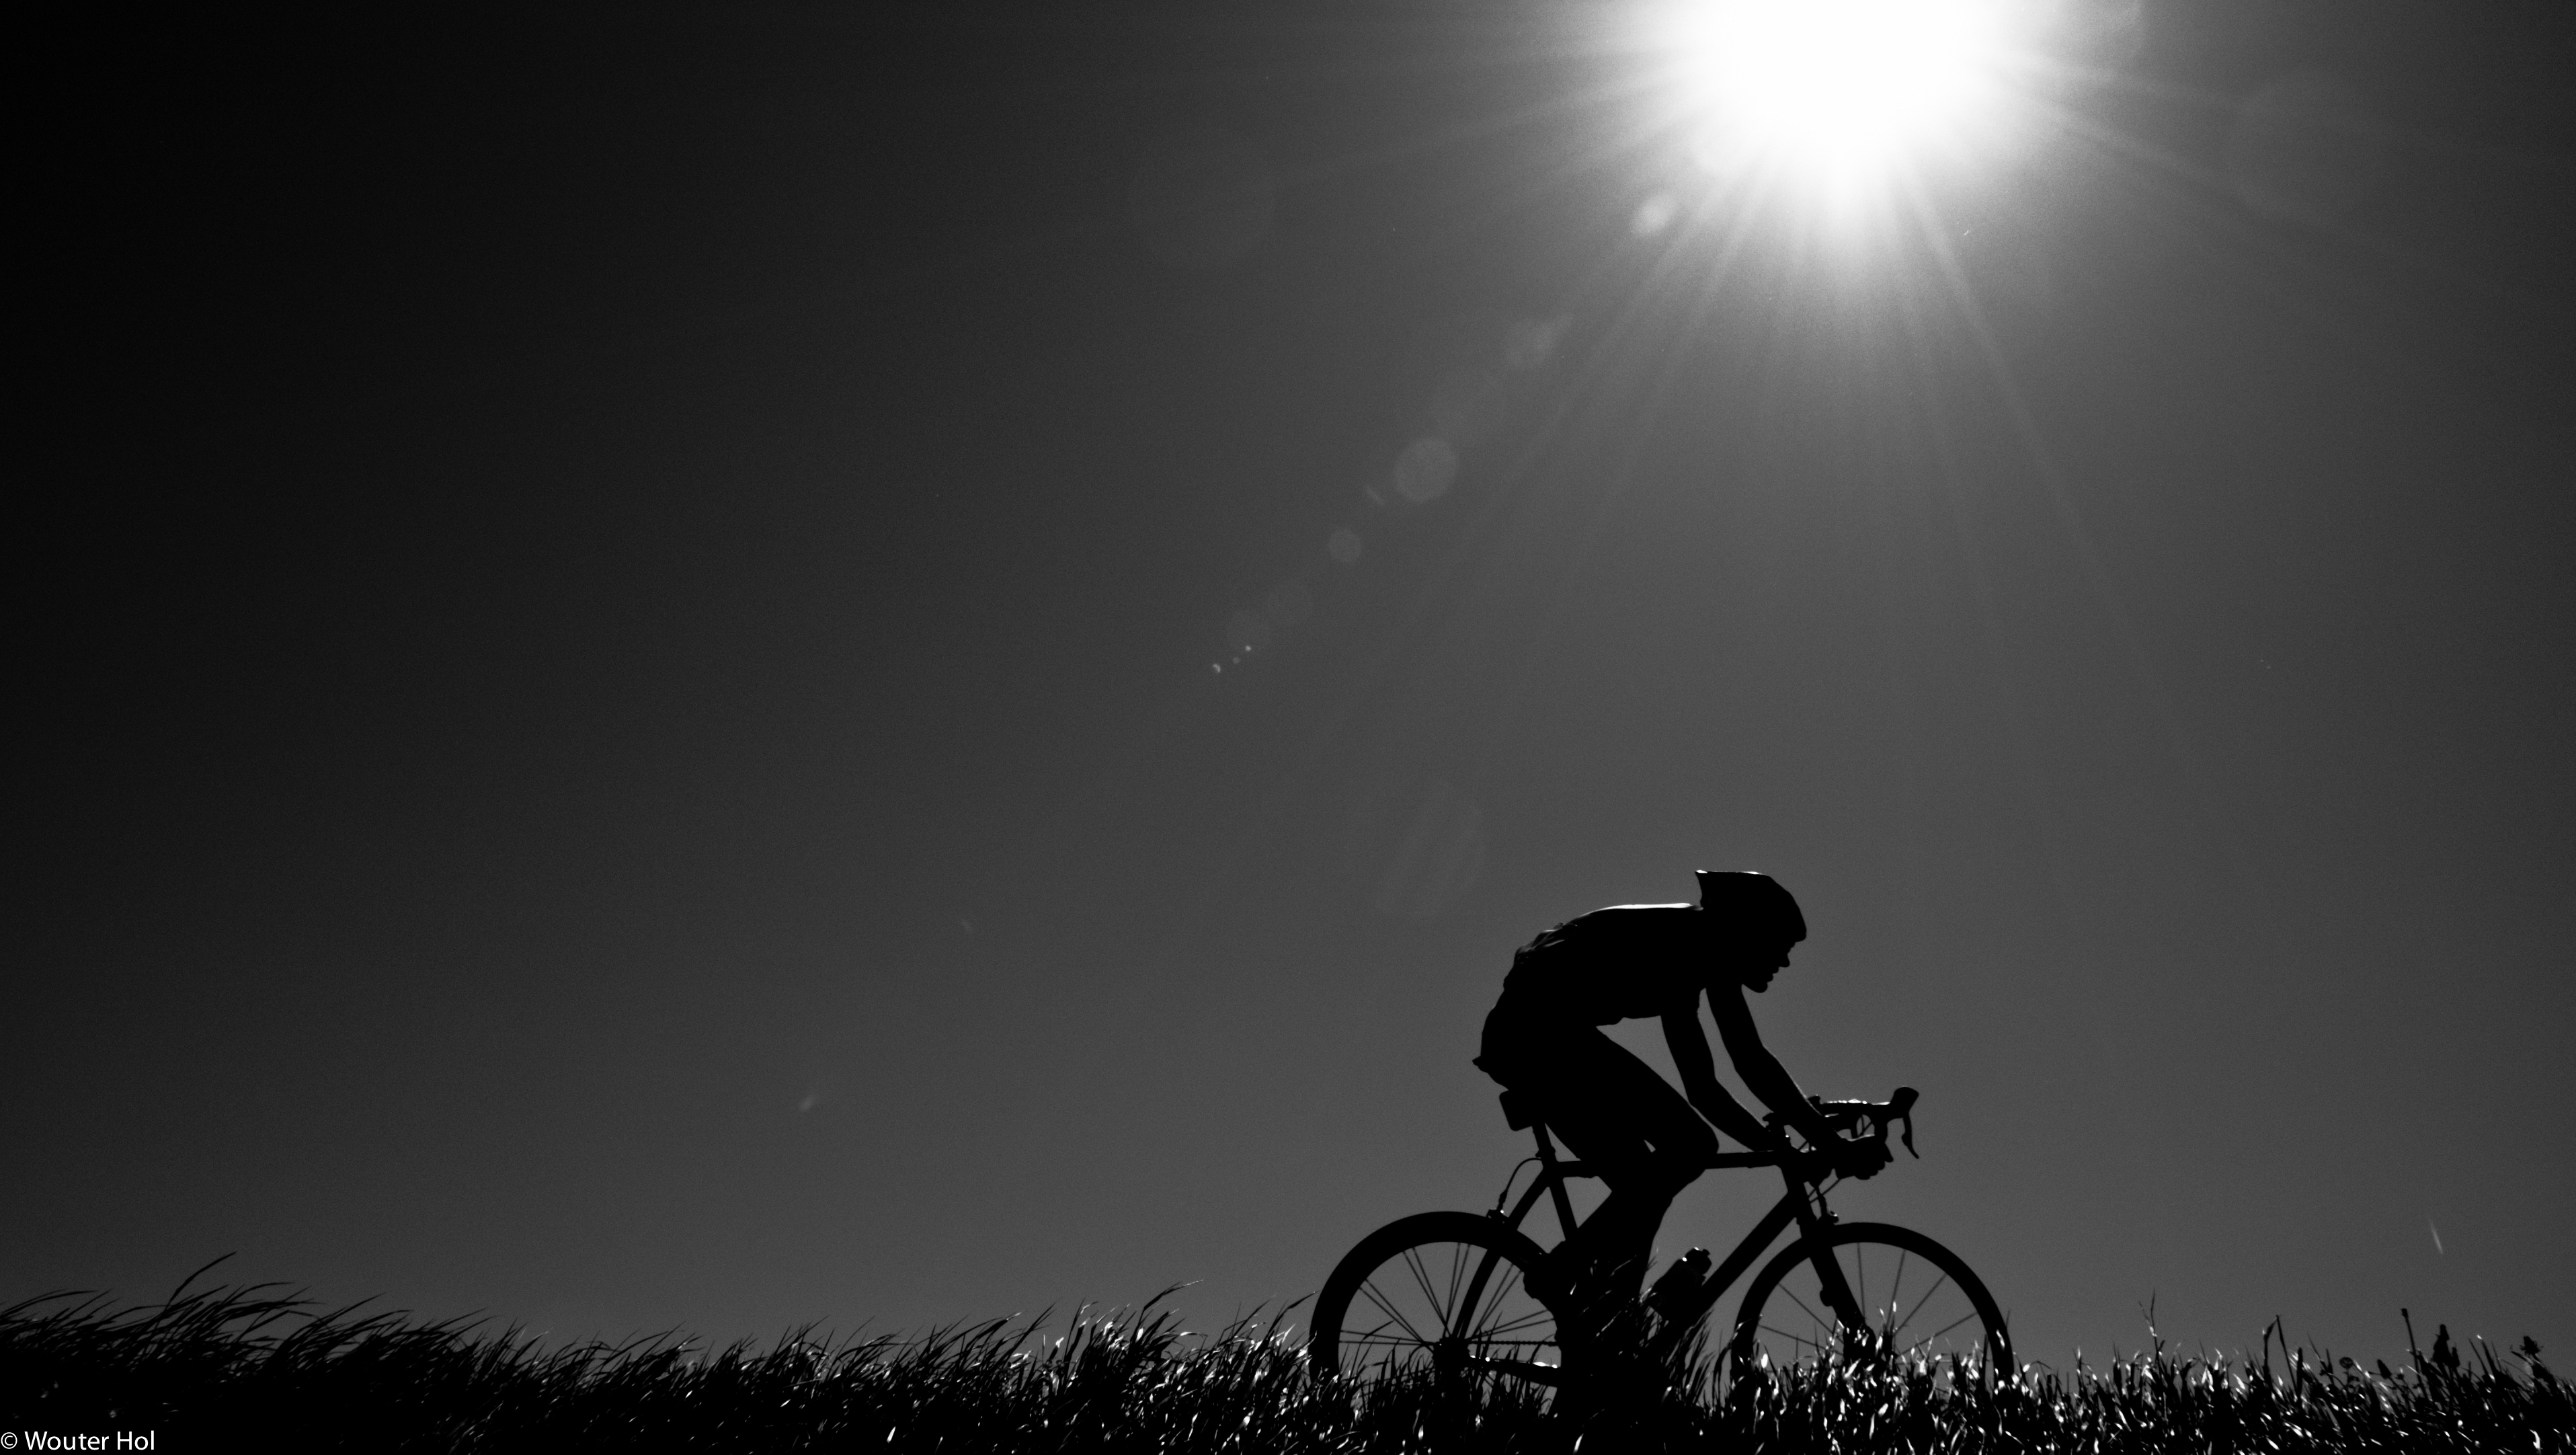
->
[1654,0,2019,196]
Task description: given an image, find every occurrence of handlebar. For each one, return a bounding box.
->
[1758,1086,1922,1162]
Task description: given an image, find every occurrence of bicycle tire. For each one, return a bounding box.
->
[1310,1211,1571,1392]
[1727,1222,2011,1386]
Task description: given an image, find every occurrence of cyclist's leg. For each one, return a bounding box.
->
[1529,1029,1716,1308]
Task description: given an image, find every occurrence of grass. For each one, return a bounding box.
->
[3,1268,2567,1452]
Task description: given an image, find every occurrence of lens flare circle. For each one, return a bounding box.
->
[1662,0,2014,191]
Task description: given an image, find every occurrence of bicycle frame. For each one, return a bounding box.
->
[1489,1119,1867,1343]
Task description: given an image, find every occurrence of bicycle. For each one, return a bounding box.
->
[1309,1086,2010,1399]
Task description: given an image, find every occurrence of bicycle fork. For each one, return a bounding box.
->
[1779,1191,1875,1357]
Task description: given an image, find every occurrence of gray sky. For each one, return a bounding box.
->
[15,0,2573,1366]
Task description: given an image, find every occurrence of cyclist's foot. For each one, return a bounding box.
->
[1531,1254,1629,1354]
[1526,1247,1579,1309]
[1552,1270,1644,1346]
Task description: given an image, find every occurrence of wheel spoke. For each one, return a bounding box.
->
[1472,1263,1523,1331]
[1478,1308,1556,1340]
[1890,1271,1953,1340]
[1779,1284,1832,1336]
[1399,1246,1445,1321]
[1350,1301,1409,1351]
[1359,1279,1432,1347]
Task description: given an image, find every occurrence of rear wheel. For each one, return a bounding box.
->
[1311,1212,1570,1394]
[1728,1223,2009,1388]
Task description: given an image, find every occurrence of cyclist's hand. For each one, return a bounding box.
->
[1830,1137,1893,1181]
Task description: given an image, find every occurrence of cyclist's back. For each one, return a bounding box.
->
[1490,903,1714,1029]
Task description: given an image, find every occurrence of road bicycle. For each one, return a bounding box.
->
[1310,1086,2009,1397]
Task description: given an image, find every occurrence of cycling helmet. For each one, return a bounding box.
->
[1694,869,1807,942]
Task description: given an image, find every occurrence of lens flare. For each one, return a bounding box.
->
[1656,0,2018,196]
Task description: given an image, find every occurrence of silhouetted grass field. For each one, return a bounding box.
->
[4,1276,2565,1452]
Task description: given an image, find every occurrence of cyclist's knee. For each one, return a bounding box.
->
[1665,1130,1718,1179]
[1675,1119,1720,1163]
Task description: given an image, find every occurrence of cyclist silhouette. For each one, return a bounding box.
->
[1474,870,1889,1329]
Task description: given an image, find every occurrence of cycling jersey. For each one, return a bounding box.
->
[1496,904,1716,1025]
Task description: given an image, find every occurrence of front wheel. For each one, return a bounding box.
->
[1310,1211,1571,1394]
[1728,1223,2010,1387]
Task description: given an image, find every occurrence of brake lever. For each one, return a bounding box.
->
[1888,1085,1920,1158]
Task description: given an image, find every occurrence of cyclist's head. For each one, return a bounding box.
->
[1695,869,1806,938]
[1696,870,1806,989]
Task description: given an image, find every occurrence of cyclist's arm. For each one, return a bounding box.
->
[1707,985,1839,1147]
[1662,1006,1774,1149]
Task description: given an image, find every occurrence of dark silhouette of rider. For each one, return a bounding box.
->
[1474,870,1888,1323]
